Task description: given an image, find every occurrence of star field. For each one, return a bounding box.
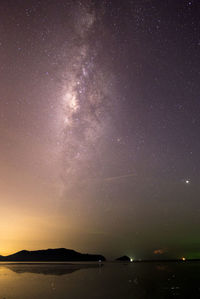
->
[0,0,200,259]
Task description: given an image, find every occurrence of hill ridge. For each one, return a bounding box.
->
[0,248,106,262]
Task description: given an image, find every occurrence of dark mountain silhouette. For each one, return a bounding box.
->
[0,248,106,262]
[116,255,130,261]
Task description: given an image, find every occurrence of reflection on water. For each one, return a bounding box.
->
[4,262,101,275]
[0,262,200,298]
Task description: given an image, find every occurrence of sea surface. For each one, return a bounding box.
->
[0,261,200,298]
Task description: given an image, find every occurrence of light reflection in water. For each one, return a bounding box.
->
[0,262,200,298]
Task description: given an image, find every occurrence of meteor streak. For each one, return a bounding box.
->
[104,173,135,182]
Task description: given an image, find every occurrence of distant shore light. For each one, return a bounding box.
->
[182,257,186,261]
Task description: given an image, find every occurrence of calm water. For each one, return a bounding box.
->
[0,261,200,298]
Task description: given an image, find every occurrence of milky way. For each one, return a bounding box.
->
[1,0,200,259]
[59,2,116,195]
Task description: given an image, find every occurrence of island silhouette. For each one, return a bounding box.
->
[0,248,105,262]
[115,255,131,261]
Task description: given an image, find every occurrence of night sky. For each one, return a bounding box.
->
[1,0,200,260]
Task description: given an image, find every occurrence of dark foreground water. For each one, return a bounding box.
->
[0,261,200,298]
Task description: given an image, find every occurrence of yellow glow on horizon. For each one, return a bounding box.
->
[0,208,65,256]
[0,202,87,257]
